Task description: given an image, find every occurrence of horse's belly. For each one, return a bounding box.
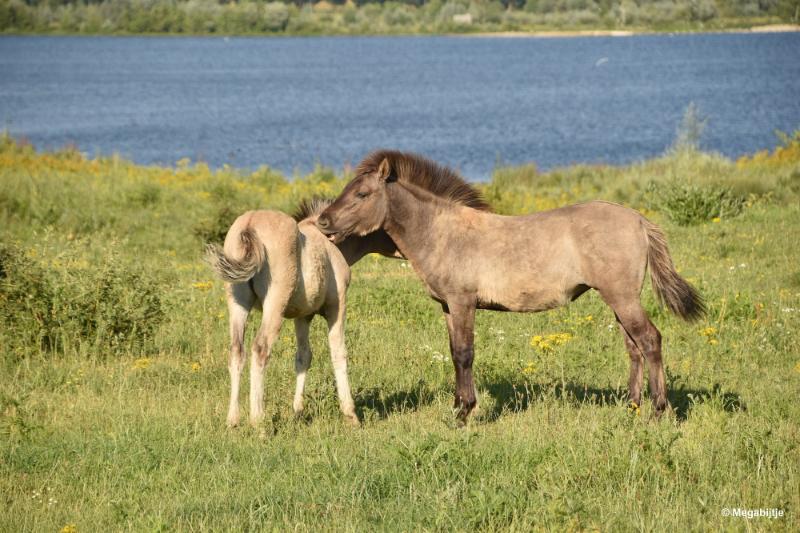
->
[478,287,572,312]
[477,268,582,312]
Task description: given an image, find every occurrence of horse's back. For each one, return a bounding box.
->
[224,210,299,263]
[516,201,649,287]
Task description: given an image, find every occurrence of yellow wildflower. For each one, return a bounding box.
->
[190,362,201,372]
[192,281,213,290]
[700,327,717,337]
[708,338,719,346]
[547,332,572,345]
[712,217,721,223]
[132,358,151,370]
[522,362,537,376]
[627,402,641,416]
[531,332,571,351]
[60,525,77,533]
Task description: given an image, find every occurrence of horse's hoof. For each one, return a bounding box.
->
[653,404,673,420]
[454,412,469,428]
[653,398,670,417]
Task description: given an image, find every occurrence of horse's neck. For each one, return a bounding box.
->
[384,182,455,277]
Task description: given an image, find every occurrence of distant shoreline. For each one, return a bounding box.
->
[462,24,800,39]
[2,24,799,40]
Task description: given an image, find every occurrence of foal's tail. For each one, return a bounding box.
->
[205,227,266,283]
[642,219,705,321]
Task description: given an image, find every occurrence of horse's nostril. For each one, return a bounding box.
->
[317,216,330,229]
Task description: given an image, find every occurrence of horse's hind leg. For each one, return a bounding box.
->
[619,323,644,408]
[249,291,288,427]
[325,301,359,427]
[601,294,668,417]
[226,282,254,427]
[292,316,313,417]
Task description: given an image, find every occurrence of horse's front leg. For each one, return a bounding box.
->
[325,299,359,427]
[443,301,477,424]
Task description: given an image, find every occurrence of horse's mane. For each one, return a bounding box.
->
[292,196,334,222]
[355,150,491,212]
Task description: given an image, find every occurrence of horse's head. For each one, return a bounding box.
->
[316,157,394,244]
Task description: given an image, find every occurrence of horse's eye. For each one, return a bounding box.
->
[356,191,370,199]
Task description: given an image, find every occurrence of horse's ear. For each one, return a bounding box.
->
[377,158,395,182]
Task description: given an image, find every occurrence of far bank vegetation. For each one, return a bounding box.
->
[1,0,799,36]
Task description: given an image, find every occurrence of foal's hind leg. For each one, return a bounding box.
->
[292,316,313,417]
[249,292,288,427]
[325,301,359,427]
[226,282,254,427]
[602,295,668,416]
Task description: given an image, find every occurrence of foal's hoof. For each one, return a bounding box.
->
[343,414,361,428]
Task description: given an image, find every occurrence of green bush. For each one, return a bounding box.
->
[0,243,62,353]
[263,1,290,32]
[0,242,165,358]
[647,180,745,225]
[71,251,165,351]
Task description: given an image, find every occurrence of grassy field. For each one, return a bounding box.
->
[1,132,799,531]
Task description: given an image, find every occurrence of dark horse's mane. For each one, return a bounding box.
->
[292,196,334,222]
[356,150,491,212]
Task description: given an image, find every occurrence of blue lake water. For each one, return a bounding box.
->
[1,33,799,180]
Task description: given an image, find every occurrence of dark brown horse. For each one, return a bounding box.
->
[316,150,704,422]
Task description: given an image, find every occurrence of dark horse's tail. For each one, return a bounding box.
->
[642,219,705,321]
[205,227,266,283]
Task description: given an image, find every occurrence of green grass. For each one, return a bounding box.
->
[1,135,799,531]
